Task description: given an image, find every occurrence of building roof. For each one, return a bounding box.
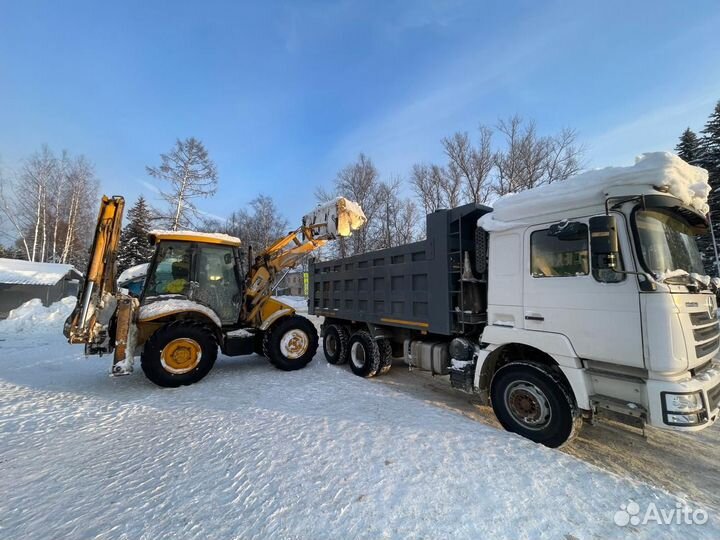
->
[148,230,242,247]
[0,258,81,286]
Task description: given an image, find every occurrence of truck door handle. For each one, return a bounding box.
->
[525,313,544,322]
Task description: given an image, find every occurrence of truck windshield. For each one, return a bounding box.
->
[634,209,704,276]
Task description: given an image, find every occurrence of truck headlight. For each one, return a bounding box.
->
[664,392,704,413]
[662,391,707,426]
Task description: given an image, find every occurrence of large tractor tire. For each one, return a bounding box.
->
[323,324,350,365]
[490,362,582,448]
[141,321,218,388]
[348,330,381,378]
[263,315,318,371]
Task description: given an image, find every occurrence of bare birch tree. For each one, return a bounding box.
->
[0,147,98,264]
[147,137,218,230]
[442,127,494,204]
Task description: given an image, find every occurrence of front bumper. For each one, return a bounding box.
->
[646,359,720,431]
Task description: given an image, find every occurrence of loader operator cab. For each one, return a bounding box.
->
[142,233,244,326]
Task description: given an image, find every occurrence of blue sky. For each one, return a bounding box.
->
[1,0,719,224]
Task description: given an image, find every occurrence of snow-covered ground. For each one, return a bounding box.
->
[1,299,718,538]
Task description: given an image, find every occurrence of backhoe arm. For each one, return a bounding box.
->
[66,196,125,351]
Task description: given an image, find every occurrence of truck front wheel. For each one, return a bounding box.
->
[140,321,218,387]
[348,330,381,378]
[490,362,581,448]
[263,315,318,371]
[323,324,349,365]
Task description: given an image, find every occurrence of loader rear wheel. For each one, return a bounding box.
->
[490,362,581,448]
[377,339,393,375]
[141,321,217,387]
[263,315,318,371]
[348,330,381,378]
[323,324,349,365]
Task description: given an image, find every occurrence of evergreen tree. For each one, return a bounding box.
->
[675,128,700,164]
[117,196,154,273]
[697,101,720,275]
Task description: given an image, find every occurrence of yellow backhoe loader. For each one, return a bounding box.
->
[64,195,366,387]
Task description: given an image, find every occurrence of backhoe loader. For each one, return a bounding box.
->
[64,195,366,387]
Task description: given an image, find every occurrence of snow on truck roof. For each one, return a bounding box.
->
[148,230,242,247]
[0,258,80,286]
[478,152,710,231]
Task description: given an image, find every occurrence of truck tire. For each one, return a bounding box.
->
[378,339,393,375]
[263,315,318,371]
[323,324,349,365]
[348,330,381,378]
[490,362,582,448]
[141,321,218,388]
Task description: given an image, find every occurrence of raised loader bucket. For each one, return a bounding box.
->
[302,197,367,240]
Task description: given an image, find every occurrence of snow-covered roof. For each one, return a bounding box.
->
[479,152,710,231]
[118,263,149,284]
[0,258,80,286]
[148,230,242,247]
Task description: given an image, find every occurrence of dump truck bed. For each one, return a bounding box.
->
[308,203,491,336]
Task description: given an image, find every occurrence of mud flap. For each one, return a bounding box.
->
[112,295,139,376]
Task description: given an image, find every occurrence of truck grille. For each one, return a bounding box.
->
[690,311,716,326]
[689,310,720,360]
[708,382,720,411]
[696,337,720,359]
[694,323,720,342]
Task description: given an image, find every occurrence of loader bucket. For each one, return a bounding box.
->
[303,197,367,240]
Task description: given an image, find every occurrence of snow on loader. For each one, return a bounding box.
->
[64,195,366,387]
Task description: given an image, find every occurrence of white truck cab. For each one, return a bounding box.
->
[477,152,720,441]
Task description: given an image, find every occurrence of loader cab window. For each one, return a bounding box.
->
[145,242,193,297]
[195,245,241,325]
[531,226,589,277]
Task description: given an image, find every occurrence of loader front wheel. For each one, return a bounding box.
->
[141,321,218,387]
[263,315,318,371]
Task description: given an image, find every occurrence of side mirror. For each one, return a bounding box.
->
[589,215,620,270]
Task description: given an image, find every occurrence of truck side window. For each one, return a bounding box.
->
[531,226,589,277]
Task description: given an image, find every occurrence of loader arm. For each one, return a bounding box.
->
[241,197,366,327]
[66,195,126,352]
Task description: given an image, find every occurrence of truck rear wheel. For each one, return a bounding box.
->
[378,339,393,375]
[263,315,318,371]
[141,321,218,387]
[490,362,581,448]
[323,324,349,365]
[348,330,381,378]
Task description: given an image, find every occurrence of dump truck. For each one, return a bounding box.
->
[64,196,366,387]
[309,153,720,447]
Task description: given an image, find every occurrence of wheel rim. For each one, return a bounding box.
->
[326,333,338,357]
[280,329,309,359]
[350,342,365,368]
[504,380,552,430]
[161,338,202,374]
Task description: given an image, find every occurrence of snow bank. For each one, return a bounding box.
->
[479,152,710,231]
[118,262,149,284]
[0,297,76,334]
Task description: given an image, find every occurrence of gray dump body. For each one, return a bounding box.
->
[309,203,491,336]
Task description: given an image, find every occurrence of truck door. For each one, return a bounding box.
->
[522,214,644,367]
